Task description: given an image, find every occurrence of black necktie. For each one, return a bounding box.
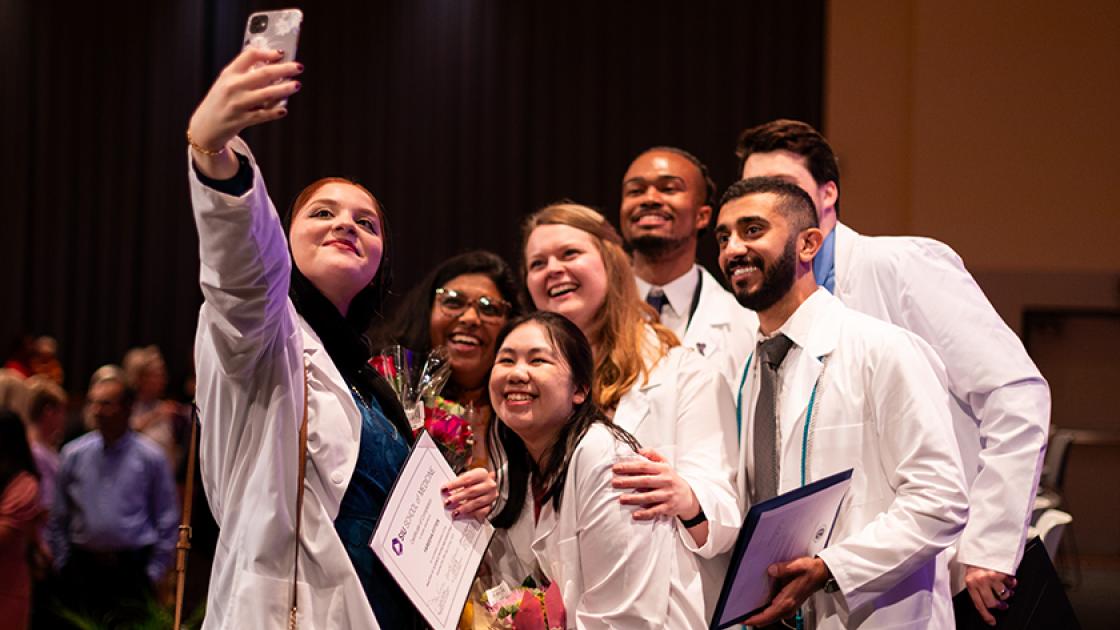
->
[645,288,668,315]
[751,333,794,503]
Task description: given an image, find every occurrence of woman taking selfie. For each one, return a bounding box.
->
[186,47,495,628]
[488,312,705,628]
[520,202,739,614]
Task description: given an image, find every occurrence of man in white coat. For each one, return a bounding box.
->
[620,146,757,383]
[736,119,1050,624]
[716,176,970,628]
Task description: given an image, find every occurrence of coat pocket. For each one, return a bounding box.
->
[228,567,342,628]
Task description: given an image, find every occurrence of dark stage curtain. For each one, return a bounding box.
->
[1,0,824,395]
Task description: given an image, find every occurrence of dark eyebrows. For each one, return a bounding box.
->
[736,215,769,230]
[496,345,557,358]
[623,175,687,188]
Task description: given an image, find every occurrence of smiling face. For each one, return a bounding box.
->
[289,182,384,315]
[524,224,609,334]
[489,321,586,457]
[429,273,509,392]
[715,192,799,312]
[619,150,711,258]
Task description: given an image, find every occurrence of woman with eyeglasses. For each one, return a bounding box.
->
[377,251,521,468]
[185,48,496,628]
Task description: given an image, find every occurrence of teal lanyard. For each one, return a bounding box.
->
[737,350,822,630]
[736,353,821,487]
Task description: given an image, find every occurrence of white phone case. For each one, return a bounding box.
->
[243,9,303,105]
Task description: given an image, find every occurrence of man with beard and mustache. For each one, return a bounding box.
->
[620,147,756,383]
[736,120,1049,625]
[715,177,970,629]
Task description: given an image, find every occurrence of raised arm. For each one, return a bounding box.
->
[187,47,301,180]
[187,48,303,376]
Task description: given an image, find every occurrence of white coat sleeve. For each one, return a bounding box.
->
[816,332,970,614]
[669,351,742,558]
[571,435,675,629]
[885,239,1049,574]
[188,138,295,379]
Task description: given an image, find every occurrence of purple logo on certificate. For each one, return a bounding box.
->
[391,537,404,556]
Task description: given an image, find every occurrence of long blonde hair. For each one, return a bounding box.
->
[520,203,678,410]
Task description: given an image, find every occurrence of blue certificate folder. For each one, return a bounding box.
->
[710,468,854,630]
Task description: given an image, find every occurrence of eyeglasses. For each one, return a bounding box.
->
[435,287,511,321]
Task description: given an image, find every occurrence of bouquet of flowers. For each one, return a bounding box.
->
[422,397,474,473]
[370,345,474,473]
[480,579,566,630]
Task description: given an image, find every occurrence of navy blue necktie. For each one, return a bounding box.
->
[645,288,668,315]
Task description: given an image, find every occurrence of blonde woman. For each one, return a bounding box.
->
[521,203,739,617]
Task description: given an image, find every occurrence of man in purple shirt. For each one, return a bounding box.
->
[48,367,179,621]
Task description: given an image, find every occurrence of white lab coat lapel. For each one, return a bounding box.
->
[778,349,822,455]
[613,333,667,440]
[777,294,842,475]
[684,269,732,353]
[529,499,561,577]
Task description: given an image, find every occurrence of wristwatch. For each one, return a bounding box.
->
[817,556,840,593]
[679,506,707,528]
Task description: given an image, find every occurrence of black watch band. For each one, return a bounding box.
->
[679,506,707,528]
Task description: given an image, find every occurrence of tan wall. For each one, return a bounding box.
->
[826,0,1120,555]
[827,0,1120,274]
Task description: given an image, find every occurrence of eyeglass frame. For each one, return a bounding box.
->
[434,287,512,321]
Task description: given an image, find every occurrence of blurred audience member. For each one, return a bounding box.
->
[0,409,44,630]
[2,335,64,386]
[123,345,188,464]
[24,377,67,514]
[4,335,35,378]
[28,337,64,386]
[0,369,29,421]
[48,367,179,623]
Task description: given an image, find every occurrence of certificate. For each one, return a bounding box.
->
[371,430,495,630]
[710,468,853,630]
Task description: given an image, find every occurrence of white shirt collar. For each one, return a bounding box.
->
[634,264,700,318]
[757,287,832,352]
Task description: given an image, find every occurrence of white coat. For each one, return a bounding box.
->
[737,289,970,629]
[494,424,706,629]
[614,332,741,620]
[833,222,1050,577]
[189,139,381,629]
[679,266,758,387]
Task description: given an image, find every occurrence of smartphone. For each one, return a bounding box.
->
[242,8,303,105]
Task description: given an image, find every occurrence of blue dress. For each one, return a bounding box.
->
[334,388,421,628]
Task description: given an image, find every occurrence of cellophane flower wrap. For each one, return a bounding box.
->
[480,580,565,630]
[370,345,474,473]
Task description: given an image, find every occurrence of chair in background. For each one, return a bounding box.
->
[1029,508,1074,561]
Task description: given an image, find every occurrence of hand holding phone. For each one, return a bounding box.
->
[186,9,304,177]
[243,9,304,106]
